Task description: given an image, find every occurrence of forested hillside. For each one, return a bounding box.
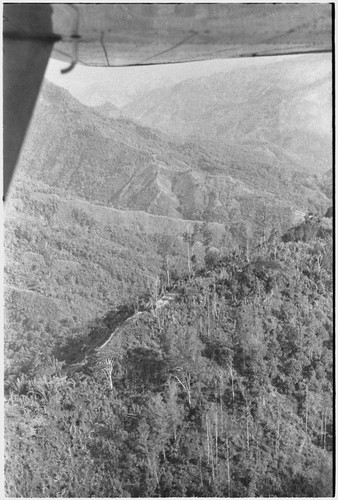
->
[5,216,333,497]
[4,57,332,497]
[4,173,207,378]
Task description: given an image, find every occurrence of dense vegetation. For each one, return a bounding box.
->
[4,171,305,383]
[5,216,333,497]
[4,69,332,497]
[4,174,192,379]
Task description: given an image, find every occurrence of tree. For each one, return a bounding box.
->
[183,228,197,276]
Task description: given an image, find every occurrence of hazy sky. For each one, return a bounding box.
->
[45,53,330,107]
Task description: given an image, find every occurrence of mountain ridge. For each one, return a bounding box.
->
[123,55,332,174]
[17,80,330,230]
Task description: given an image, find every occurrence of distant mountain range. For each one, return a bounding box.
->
[17,80,330,231]
[123,55,332,174]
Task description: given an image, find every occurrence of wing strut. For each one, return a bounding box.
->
[3,4,59,199]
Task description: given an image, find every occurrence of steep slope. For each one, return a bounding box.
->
[4,172,232,377]
[6,79,331,358]
[123,54,332,174]
[17,80,191,209]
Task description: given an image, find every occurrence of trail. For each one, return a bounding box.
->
[67,293,177,367]
[6,284,40,295]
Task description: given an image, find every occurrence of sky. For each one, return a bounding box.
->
[45,52,330,108]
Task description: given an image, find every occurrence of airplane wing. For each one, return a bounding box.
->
[51,3,332,67]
